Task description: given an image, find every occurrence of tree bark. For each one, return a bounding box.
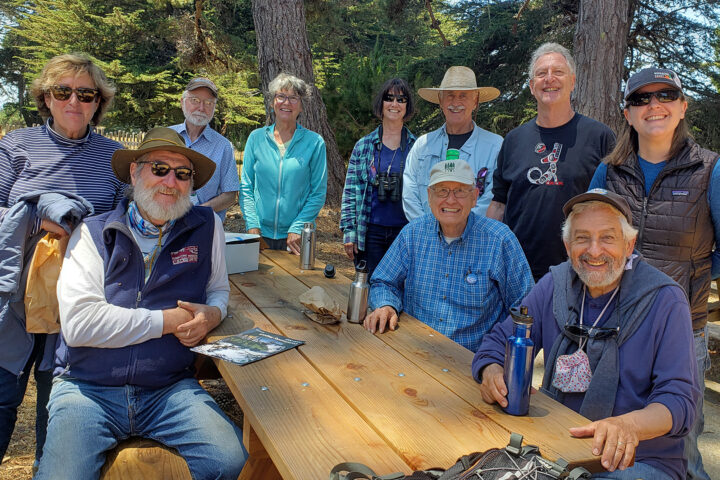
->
[572,0,635,134]
[251,0,344,206]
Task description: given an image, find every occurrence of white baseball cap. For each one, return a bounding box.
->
[428,159,475,187]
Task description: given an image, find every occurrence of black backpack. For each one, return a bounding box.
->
[329,433,591,480]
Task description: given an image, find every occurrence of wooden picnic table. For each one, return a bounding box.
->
[208,250,603,480]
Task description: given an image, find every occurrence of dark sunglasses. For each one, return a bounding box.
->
[136,161,194,182]
[48,85,100,103]
[383,94,408,104]
[626,89,681,107]
[564,324,619,341]
[475,167,488,195]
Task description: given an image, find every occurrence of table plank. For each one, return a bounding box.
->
[231,262,522,471]
[214,287,411,479]
[261,250,600,471]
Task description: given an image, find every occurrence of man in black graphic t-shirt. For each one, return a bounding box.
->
[487,43,615,280]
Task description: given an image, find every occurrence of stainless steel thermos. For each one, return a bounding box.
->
[346,260,369,323]
[503,305,534,416]
[299,222,316,270]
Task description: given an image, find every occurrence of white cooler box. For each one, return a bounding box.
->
[224,232,260,273]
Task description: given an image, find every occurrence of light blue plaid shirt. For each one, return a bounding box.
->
[369,212,534,352]
[170,123,239,221]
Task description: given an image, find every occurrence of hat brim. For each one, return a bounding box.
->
[417,86,500,104]
[562,192,632,223]
[112,143,216,190]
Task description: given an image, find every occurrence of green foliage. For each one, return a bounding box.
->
[2,0,719,156]
[4,0,264,144]
[629,0,720,97]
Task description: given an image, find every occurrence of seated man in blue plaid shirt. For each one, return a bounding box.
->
[365,159,534,352]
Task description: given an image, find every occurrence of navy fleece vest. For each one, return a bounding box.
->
[54,199,214,387]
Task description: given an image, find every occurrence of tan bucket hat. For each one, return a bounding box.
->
[418,66,500,104]
[111,127,216,189]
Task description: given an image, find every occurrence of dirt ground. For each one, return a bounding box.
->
[2,205,718,479]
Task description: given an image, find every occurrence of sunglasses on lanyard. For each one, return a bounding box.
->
[625,89,681,107]
[48,85,100,103]
[564,324,619,341]
[136,161,194,182]
[476,167,489,195]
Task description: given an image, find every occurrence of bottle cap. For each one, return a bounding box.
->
[324,264,336,278]
[510,305,533,324]
[446,148,460,161]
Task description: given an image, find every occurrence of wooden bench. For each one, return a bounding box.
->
[100,438,191,480]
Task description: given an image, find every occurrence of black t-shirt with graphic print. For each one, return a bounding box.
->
[492,113,615,280]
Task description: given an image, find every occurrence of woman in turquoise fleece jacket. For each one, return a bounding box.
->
[241,73,327,254]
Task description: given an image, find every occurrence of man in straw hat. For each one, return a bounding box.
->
[474,189,699,479]
[402,66,502,220]
[36,127,246,480]
[487,43,615,281]
[366,159,533,352]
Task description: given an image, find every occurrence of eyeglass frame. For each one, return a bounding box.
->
[563,323,619,341]
[135,161,195,182]
[428,185,476,199]
[625,89,682,107]
[274,93,301,105]
[382,94,409,104]
[47,85,100,103]
[184,95,217,108]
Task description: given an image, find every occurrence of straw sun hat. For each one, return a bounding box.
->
[418,66,500,104]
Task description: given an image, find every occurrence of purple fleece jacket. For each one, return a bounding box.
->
[472,272,699,480]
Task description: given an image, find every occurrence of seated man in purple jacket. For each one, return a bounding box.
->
[36,128,246,480]
[472,189,699,480]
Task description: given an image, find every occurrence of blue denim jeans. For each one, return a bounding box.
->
[684,326,711,480]
[356,223,405,277]
[35,376,247,480]
[262,236,288,251]
[591,461,673,479]
[0,333,52,464]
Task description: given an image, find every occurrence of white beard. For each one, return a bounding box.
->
[133,174,193,223]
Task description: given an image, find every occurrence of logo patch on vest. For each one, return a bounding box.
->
[672,190,689,196]
[171,246,199,265]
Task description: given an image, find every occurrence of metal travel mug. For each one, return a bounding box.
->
[503,305,534,416]
[346,260,369,324]
[299,222,316,270]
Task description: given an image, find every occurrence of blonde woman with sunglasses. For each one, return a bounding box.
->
[0,53,125,470]
[589,67,719,480]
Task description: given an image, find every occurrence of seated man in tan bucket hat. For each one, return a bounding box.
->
[35,127,247,480]
[403,66,503,220]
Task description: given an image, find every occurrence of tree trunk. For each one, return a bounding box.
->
[251,0,344,206]
[572,0,635,134]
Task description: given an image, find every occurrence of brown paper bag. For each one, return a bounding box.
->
[298,286,344,325]
[24,233,70,334]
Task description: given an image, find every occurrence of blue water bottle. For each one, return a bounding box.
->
[503,305,534,416]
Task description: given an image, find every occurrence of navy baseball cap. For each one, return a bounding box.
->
[623,67,682,101]
[563,188,633,224]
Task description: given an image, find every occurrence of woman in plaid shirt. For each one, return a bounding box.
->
[340,78,417,276]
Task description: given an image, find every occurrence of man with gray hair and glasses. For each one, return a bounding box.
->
[170,77,240,220]
[366,159,533,352]
[487,43,615,281]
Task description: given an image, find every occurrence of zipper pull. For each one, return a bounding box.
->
[136,291,142,306]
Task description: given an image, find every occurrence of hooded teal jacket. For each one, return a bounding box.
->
[240,124,327,239]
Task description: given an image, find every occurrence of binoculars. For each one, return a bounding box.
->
[373,172,402,202]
